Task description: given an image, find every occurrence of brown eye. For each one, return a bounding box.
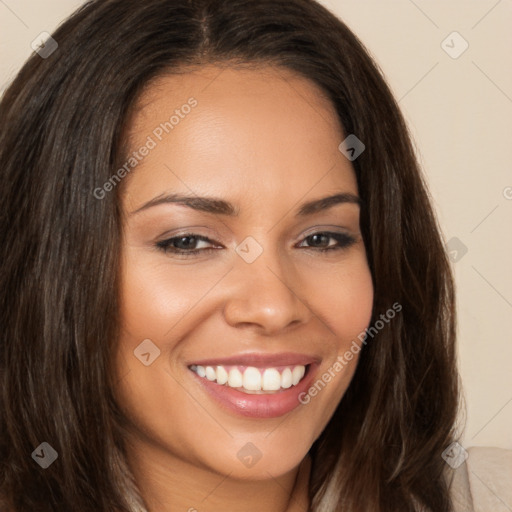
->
[156,234,219,256]
[299,232,356,252]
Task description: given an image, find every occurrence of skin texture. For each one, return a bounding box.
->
[114,65,374,512]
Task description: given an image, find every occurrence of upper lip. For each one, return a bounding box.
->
[188,352,320,368]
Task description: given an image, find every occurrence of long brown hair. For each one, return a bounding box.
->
[0,0,460,510]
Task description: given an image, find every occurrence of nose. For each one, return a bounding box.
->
[222,244,312,335]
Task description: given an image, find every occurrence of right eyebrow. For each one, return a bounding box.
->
[129,193,239,216]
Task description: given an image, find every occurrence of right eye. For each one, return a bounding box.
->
[156,233,222,257]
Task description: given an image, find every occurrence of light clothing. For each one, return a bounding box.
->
[450,447,512,512]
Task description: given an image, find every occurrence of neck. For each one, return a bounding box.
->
[125,437,311,512]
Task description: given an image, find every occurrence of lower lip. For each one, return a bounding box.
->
[189,364,319,419]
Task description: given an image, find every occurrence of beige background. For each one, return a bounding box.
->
[1,0,511,450]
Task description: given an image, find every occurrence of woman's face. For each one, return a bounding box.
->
[115,65,373,480]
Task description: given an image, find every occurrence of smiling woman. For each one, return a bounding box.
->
[115,67,375,508]
[0,0,486,511]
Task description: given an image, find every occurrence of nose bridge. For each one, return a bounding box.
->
[222,236,309,332]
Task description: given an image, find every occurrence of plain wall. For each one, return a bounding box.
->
[1,0,511,450]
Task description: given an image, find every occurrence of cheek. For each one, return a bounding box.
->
[303,254,374,344]
[295,256,373,424]
[118,251,227,341]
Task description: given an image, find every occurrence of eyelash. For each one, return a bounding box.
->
[155,231,356,258]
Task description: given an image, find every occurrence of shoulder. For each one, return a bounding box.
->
[448,446,512,512]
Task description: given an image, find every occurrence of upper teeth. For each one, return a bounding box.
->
[190,364,306,392]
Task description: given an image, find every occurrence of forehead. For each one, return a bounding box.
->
[122,65,358,208]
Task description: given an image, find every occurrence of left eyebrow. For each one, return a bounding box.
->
[296,193,361,216]
[129,192,361,216]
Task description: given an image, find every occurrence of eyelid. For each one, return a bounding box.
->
[295,224,356,241]
[156,226,224,242]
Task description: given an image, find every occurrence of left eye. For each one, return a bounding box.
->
[155,231,356,257]
[297,232,356,251]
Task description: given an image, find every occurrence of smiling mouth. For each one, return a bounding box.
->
[189,364,309,394]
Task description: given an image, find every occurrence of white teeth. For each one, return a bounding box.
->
[292,365,305,385]
[191,364,307,393]
[205,366,216,381]
[228,368,243,388]
[281,368,292,389]
[262,368,281,391]
[243,367,262,391]
[216,365,229,385]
